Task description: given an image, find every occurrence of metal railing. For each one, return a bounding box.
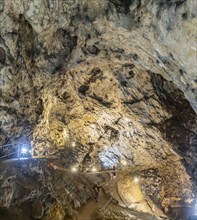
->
[0,143,13,148]
[0,151,18,159]
[0,143,20,160]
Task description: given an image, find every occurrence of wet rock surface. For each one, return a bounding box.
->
[0,0,197,219]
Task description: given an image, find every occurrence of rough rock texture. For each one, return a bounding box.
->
[0,0,197,219]
[0,160,89,220]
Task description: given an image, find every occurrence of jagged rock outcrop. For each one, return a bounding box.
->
[0,160,90,219]
[0,0,196,219]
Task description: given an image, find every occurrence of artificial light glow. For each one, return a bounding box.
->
[121,159,127,166]
[91,167,97,172]
[129,203,136,208]
[53,165,58,170]
[71,166,77,172]
[21,147,28,154]
[185,198,193,204]
[71,142,76,147]
[134,177,139,183]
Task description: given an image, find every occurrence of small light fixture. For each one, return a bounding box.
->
[21,147,28,154]
[121,159,127,166]
[134,177,139,183]
[186,198,193,204]
[71,142,76,147]
[91,167,97,172]
[71,166,77,172]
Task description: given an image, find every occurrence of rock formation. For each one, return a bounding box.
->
[0,0,196,219]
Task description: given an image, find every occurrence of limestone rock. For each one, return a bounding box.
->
[0,0,196,219]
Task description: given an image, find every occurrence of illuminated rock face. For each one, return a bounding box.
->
[0,0,196,219]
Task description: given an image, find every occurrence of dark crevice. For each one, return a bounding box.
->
[123,95,154,105]
[78,85,89,96]
[89,93,112,108]
[110,0,132,14]
[149,71,197,183]
[16,14,36,67]
[0,47,6,64]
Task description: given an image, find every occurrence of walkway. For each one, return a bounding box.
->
[78,188,110,220]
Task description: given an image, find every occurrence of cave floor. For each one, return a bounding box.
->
[0,158,196,220]
[77,172,164,220]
